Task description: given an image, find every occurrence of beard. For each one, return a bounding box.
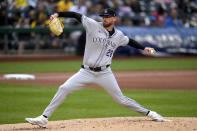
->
[103,22,112,28]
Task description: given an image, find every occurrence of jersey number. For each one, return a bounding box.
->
[106,49,113,57]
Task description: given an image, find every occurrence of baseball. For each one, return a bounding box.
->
[150,49,155,55]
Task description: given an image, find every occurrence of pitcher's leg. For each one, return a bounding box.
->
[96,71,149,115]
[43,69,93,118]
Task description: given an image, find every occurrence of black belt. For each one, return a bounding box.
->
[81,65,110,72]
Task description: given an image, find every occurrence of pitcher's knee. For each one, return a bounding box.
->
[59,84,73,95]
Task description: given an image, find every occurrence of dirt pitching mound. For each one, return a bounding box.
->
[0,117,196,131]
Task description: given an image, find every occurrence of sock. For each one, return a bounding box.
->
[146,110,150,116]
[43,115,48,118]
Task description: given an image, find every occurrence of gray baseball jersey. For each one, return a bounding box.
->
[82,15,129,67]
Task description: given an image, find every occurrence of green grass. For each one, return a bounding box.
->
[0,58,197,73]
[0,83,197,124]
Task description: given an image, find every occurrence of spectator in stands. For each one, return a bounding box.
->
[139,17,147,27]
[181,15,190,28]
[69,0,87,15]
[130,0,141,14]
[154,0,172,3]
[15,17,29,28]
[88,4,103,22]
[190,0,197,12]
[149,15,158,26]
[57,0,73,12]
[85,0,93,16]
[27,0,38,8]
[177,0,193,18]
[0,1,22,27]
[139,0,153,16]
[36,2,48,27]
[122,18,133,26]
[152,4,167,27]
[15,0,28,10]
[165,8,182,27]
[41,0,56,14]
[112,0,121,15]
[190,12,197,27]
[170,2,178,10]
[28,8,37,27]
[120,0,132,17]
[10,11,22,27]
[0,6,6,26]
[99,0,111,9]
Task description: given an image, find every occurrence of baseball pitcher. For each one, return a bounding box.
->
[26,8,169,128]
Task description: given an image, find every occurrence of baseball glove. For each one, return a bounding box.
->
[49,17,64,36]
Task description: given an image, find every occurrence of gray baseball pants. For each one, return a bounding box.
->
[42,67,149,118]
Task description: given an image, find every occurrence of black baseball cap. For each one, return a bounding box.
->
[99,8,116,17]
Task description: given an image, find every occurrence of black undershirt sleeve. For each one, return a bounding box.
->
[128,38,145,50]
[58,11,82,23]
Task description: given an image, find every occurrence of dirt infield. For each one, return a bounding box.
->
[0,70,197,90]
[0,117,197,131]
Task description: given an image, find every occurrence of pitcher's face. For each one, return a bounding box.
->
[103,16,117,28]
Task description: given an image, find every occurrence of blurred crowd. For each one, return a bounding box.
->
[0,0,197,27]
[0,0,197,55]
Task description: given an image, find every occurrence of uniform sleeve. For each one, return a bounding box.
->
[81,15,98,34]
[128,38,145,50]
[58,12,82,23]
[118,32,129,46]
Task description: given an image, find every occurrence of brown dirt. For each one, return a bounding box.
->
[0,70,197,90]
[1,55,197,62]
[0,117,197,131]
[0,70,197,131]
